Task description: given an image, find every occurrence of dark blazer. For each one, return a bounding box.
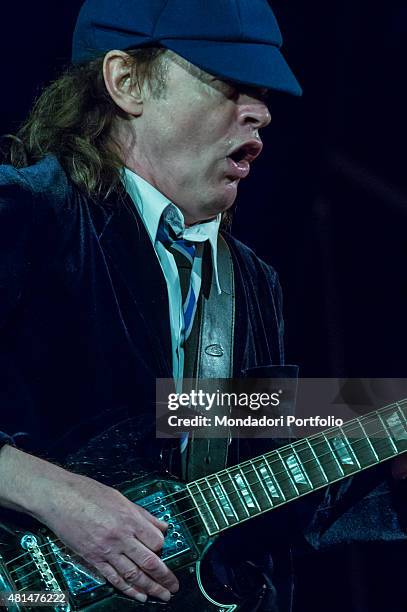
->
[0,154,285,461]
[0,156,405,612]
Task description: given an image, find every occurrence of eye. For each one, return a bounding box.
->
[243,85,271,103]
[211,78,270,104]
[223,80,270,104]
[258,88,271,103]
[219,79,240,100]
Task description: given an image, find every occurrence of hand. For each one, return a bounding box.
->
[35,472,179,603]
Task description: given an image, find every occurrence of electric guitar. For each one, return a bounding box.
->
[1,398,406,611]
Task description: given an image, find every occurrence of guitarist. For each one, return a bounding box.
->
[0,1,406,610]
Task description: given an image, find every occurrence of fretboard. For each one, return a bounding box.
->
[187,399,407,535]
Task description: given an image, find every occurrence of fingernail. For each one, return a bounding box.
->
[134,593,148,603]
[160,590,171,602]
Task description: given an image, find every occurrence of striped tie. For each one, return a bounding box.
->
[157,220,198,341]
[157,215,207,453]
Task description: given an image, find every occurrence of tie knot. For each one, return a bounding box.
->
[157,216,196,263]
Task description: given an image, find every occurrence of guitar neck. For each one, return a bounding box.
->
[187,399,407,536]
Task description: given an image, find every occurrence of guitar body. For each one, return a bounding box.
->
[0,416,269,612]
[2,400,405,611]
[0,475,269,612]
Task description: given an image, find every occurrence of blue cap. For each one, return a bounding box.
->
[72,0,302,96]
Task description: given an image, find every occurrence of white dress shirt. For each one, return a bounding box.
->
[122,167,222,390]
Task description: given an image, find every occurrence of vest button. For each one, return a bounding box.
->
[205,344,224,357]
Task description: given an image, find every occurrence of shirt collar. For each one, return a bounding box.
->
[122,167,222,293]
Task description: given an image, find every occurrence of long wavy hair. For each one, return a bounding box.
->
[2,47,168,200]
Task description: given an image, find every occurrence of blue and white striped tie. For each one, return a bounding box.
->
[157,217,203,453]
[157,220,198,342]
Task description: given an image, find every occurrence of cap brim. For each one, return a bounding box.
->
[160,39,302,96]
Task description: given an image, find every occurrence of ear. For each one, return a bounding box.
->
[103,50,143,116]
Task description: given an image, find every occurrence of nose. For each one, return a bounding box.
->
[237,97,271,130]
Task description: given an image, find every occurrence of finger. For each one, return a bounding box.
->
[138,505,168,533]
[94,561,148,603]
[125,540,179,593]
[112,553,172,602]
[131,510,167,552]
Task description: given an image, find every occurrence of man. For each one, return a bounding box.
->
[0,1,405,610]
[0,0,301,608]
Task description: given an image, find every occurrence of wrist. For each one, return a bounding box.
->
[0,445,73,519]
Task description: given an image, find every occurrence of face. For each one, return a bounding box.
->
[123,52,271,225]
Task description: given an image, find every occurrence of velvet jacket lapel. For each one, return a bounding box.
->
[91,187,285,384]
[97,193,173,377]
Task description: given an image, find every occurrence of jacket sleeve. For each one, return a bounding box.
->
[0,165,38,443]
[0,165,38,330]
[297,462,407,550]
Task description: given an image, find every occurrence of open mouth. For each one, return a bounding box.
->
[228,140,263,164]
[228,147,250,164]
[225,139,263,179]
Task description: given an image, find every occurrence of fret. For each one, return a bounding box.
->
[358,419,379,462]
[362,412,397,459]
[382,407,407,442]
[377,412,398,453]
[291,445,314,488]
[213,474,239,522]
[381,406,407,453]
[205,477,230,528]
[240,460,273,511]
[187,481,219,535]
[250,458,275,507]
[203,477,229,530]
[259,455,286,503]
[222,469,251,519]
[307,433,343,480]
[232,467,262,514]
[396,401,407,426]
[267,450,298,499]
[338,427,361,469]
[341,421,376,468]
[228,468,255,512]
[396,402,407,452]
[302,438,329,484]
[293,438,329,487]
[228,468,256,517]
[228,470,251,516]
[262,452,287,501]
[197,399,407,536]
[322,430,358,476]
[276,449,299,495]
[277,445,313,494]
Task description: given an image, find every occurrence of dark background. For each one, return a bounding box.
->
[1,1,406,610]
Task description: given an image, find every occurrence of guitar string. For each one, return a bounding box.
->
[6,410,406,579]
[130,402,407,513]
[12,429,407,595]
[6,411,406,574]
[5,408,395,572]
[118,404,407,517]
[46,428,407,534]
[7,427,406,590]
[11,453,407,596]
